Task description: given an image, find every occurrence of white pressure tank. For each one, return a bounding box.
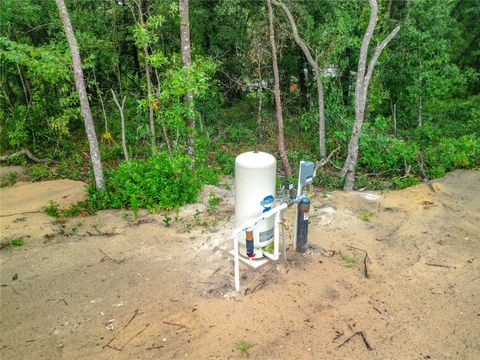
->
[235,151,276,258]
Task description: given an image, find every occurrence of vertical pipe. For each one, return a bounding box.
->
[273,212,280,260]
[296,197,311,253]
[233,233,240,291]
[245,228,255,259]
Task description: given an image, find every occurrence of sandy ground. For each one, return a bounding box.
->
[0,170,479,359]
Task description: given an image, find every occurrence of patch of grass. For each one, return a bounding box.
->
[235,341,255,358]
[11,238,24,246]
[361,211,373,222]
[44,200,59,217]
[71,221,83,233]
[207,192,220,214]
[162,213,172,227]
[0,171,18,187]
[340,253,359,268]
[63,202,82,217]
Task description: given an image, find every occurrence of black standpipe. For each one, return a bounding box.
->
[296,197,311,253]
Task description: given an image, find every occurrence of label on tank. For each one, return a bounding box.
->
[259,227,274,242]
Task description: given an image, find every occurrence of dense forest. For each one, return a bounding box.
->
[1,0,479,212]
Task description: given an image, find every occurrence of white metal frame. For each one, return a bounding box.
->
[231,203,288,291]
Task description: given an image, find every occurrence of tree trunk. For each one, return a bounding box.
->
[111,89,129,161]
[179,0,195,159]
[392,102,397,137]
[55,0,105,189]
[153,68,173,156]
[342,0,400,190]
[267,0,292,177]
[272,0,326,159]
[137,0,156,154]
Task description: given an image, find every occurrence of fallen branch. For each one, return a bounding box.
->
[0,211,43,218]
[346,245,370,279]
[0,149,49,163]
[98,249,126,264]
[87,231,119,237]
[162,320,188,329]
[146,345,165,350]
[426,263,451,268]
[123,308,139,330]
[337,331,373,351]
[104,324,150,352]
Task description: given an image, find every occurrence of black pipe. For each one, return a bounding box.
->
[296,197,310,253]
[245,229,255,259]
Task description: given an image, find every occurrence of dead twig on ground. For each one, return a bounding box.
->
[46,298,68,306]
[87,231,119,237]
[11,285,21,295]
[0,211,43,218]
[162,320,188,329]
[146,345,165,350]
[98,249,126,264]
[426,263,451,268]
[337,331,373,351]
[123,308,139,330]
[209,267,222,278]
[346,245,370,278]
[244,279,266,296]
[332,330,344,341]
[104,324,150,352]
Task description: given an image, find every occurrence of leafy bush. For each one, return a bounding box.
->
[425,134,480,177]
[87,152,205,212]
[44,200,59,217]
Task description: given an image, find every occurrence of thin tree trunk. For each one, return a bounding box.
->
[267,0,291,177]
[16,63,29,104]
[272,0,326,159]
[137,0,156,153]
[392,102,397,137]
[179,0,195,160]
[55,0,104,189]
[110,89,129,161]
[342,0,400,190]
[418,96,423,127]
[153,68,173,155]
[93,68,108,133]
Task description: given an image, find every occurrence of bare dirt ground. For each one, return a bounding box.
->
[0,169,479,359]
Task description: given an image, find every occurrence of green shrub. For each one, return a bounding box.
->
[88,152,204,212]
[425,134,480,177]
[0,171,18,187]
[44,200,60,217]
[11,238,24,246]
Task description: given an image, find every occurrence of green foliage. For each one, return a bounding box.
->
[425,135,480,178]
[87,152,204,212]
[162,213,173,227]
[361,211,372,222]
[235,341,255,358]
[207,192,220,214]
[340,253,358,268]
[63,203,82,217]
[0,171,18,187]
[44,200,59,217]
[11,238,24,247]
[0,0,478,199]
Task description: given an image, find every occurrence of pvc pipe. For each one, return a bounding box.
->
[233,202,288,236]
[232,202,288,291]
[234,231,240,291]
